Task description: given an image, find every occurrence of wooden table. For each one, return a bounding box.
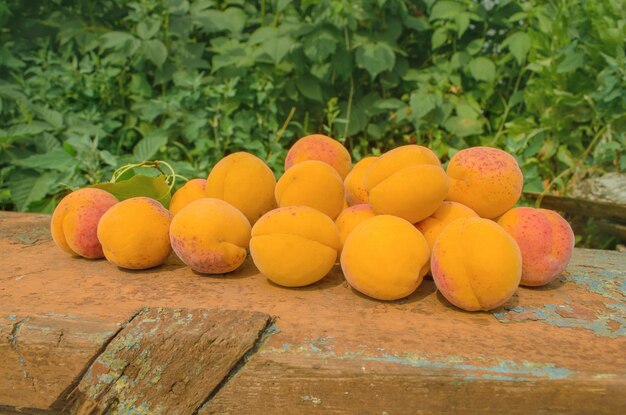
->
[1,212,624,414]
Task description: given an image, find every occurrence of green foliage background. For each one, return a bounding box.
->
[0,0,624,216]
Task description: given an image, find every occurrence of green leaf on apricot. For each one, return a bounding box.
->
[92,174,171,208]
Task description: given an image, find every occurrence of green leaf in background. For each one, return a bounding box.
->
[133,130,168,161]
[142,39,168,67]
[92,174,171,208]
[356,42,395,80]
[137,18,161,40]
[445,116,484,137]
[100,31,136,50]
[469,57,496,82]
[429,1,465,20]
[8,170,58,211]
[503,32,531,65]
[17,148,75,171]
[296,75,323,102]
[557,50,584,73]
[410,91,437,120]
[431,27,448,50]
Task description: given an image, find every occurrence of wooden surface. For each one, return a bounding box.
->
[1,211,625,414]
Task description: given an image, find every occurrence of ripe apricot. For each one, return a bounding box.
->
[205,152,276,224]
[97,197,172,269]
[170,198,251,274]
[285,134,352,179]
[344,156,378,206]
[250,206,340,287]
[446,146,523,219]
[497,207,574,286]
[341,215,430,301]
[169,179,206,216]
[365,145,449,223]
[431,218,522,311]
[414,201,478,251]
[335,204,376,251]
[50,188,118,259]
[275,160,344,219]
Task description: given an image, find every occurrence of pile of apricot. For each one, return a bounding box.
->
[51,134,574,312]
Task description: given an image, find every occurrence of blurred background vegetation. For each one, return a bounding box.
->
[0,0,624,245]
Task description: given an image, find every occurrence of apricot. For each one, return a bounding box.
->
[169,179,206,216]
[205,152,276,224]
[415,201,478,251]
[446,146,523,219]
[431,218,522,311]
[275,160,344,219]
[365,145,449,223]
[50,188,118,259]
[497,207,574,287]
[285,134,352,179]
[170,198,251,274]
[341,215,430,301]
[250,206,340,287]
[97,197,172,269]
[344,156,378,206]
[335,204,376,251]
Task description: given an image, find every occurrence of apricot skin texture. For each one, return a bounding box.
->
[365,145,449,223]
[285,134,352,179]
[341,215,430,301]
[205,152,276,225]
[497,207,574,286]
[169,179,206,216]
[170,198,251,274]
[50,188,118,259]
[415,201,478,251]
[446,146,523,219]
[344,157,378,206]
[275,160,345,219]
[335,204,376,251]
[97,197,172,270]
[431,218,522,311]
[250,206,340,287]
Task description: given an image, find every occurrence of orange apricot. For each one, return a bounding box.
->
[335,204,376,251]
[169,179,206,216]
[344,156,378,206]
[414,201,478,251]
[285,134,352,179]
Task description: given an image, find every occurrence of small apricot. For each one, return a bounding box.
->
[285,134,352,179]
[414,201,478,251]
[275,160,344,219]
[335,204,376,251]
[250,206,340,287]
[497,207,574,286]
[97,197,172,269]
[169,179,206,216]
[446,146,523,219]
[344,156,378,206]
[341,215,430,301]
[51,188,118,259]
[170,198,251,274]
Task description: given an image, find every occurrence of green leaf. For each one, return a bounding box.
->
[296,75,323,102]
[17,148,75,171]
[304,30,337,63]
[0,122,52,144]
[133,130,168,161]
[8,170,58,211]
[100,150,118,167]
[469,57,496,82]
[557,50,584,73]
[445,116,484,137]
[429,1,465,20]
[410,91,437,120]
[431,27,448,50]
[455,13,470,38]
[137,18,161,40]
[100,31,136,50]
[92,175,171,208]
[34,106,64,130]
[503,32,531,65]
[142,39,168,67]
[356,42,396,80]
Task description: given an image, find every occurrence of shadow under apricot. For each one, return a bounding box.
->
[435,290,520,315]
[264,265,346,291]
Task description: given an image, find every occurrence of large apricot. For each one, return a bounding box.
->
[50,188,118,259]
[431,218,521,311]
[205,152,276,224]
[97,197,172,269]
[365,145,449,223]
[344,156,378,206]
[341,215,430,301]
[446,146,523,219]
[250,206,340,287]
[170,198,251,274]
[275,160,344,219]
[415,201,478,251]
[285,134,352,179]
[335,204,376,251]
[497,207,574,287]
[169,179,206,216]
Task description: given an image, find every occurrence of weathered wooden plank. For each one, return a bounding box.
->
[525,192,626,223]
[0,313,126,412]
[68,307,272,415]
